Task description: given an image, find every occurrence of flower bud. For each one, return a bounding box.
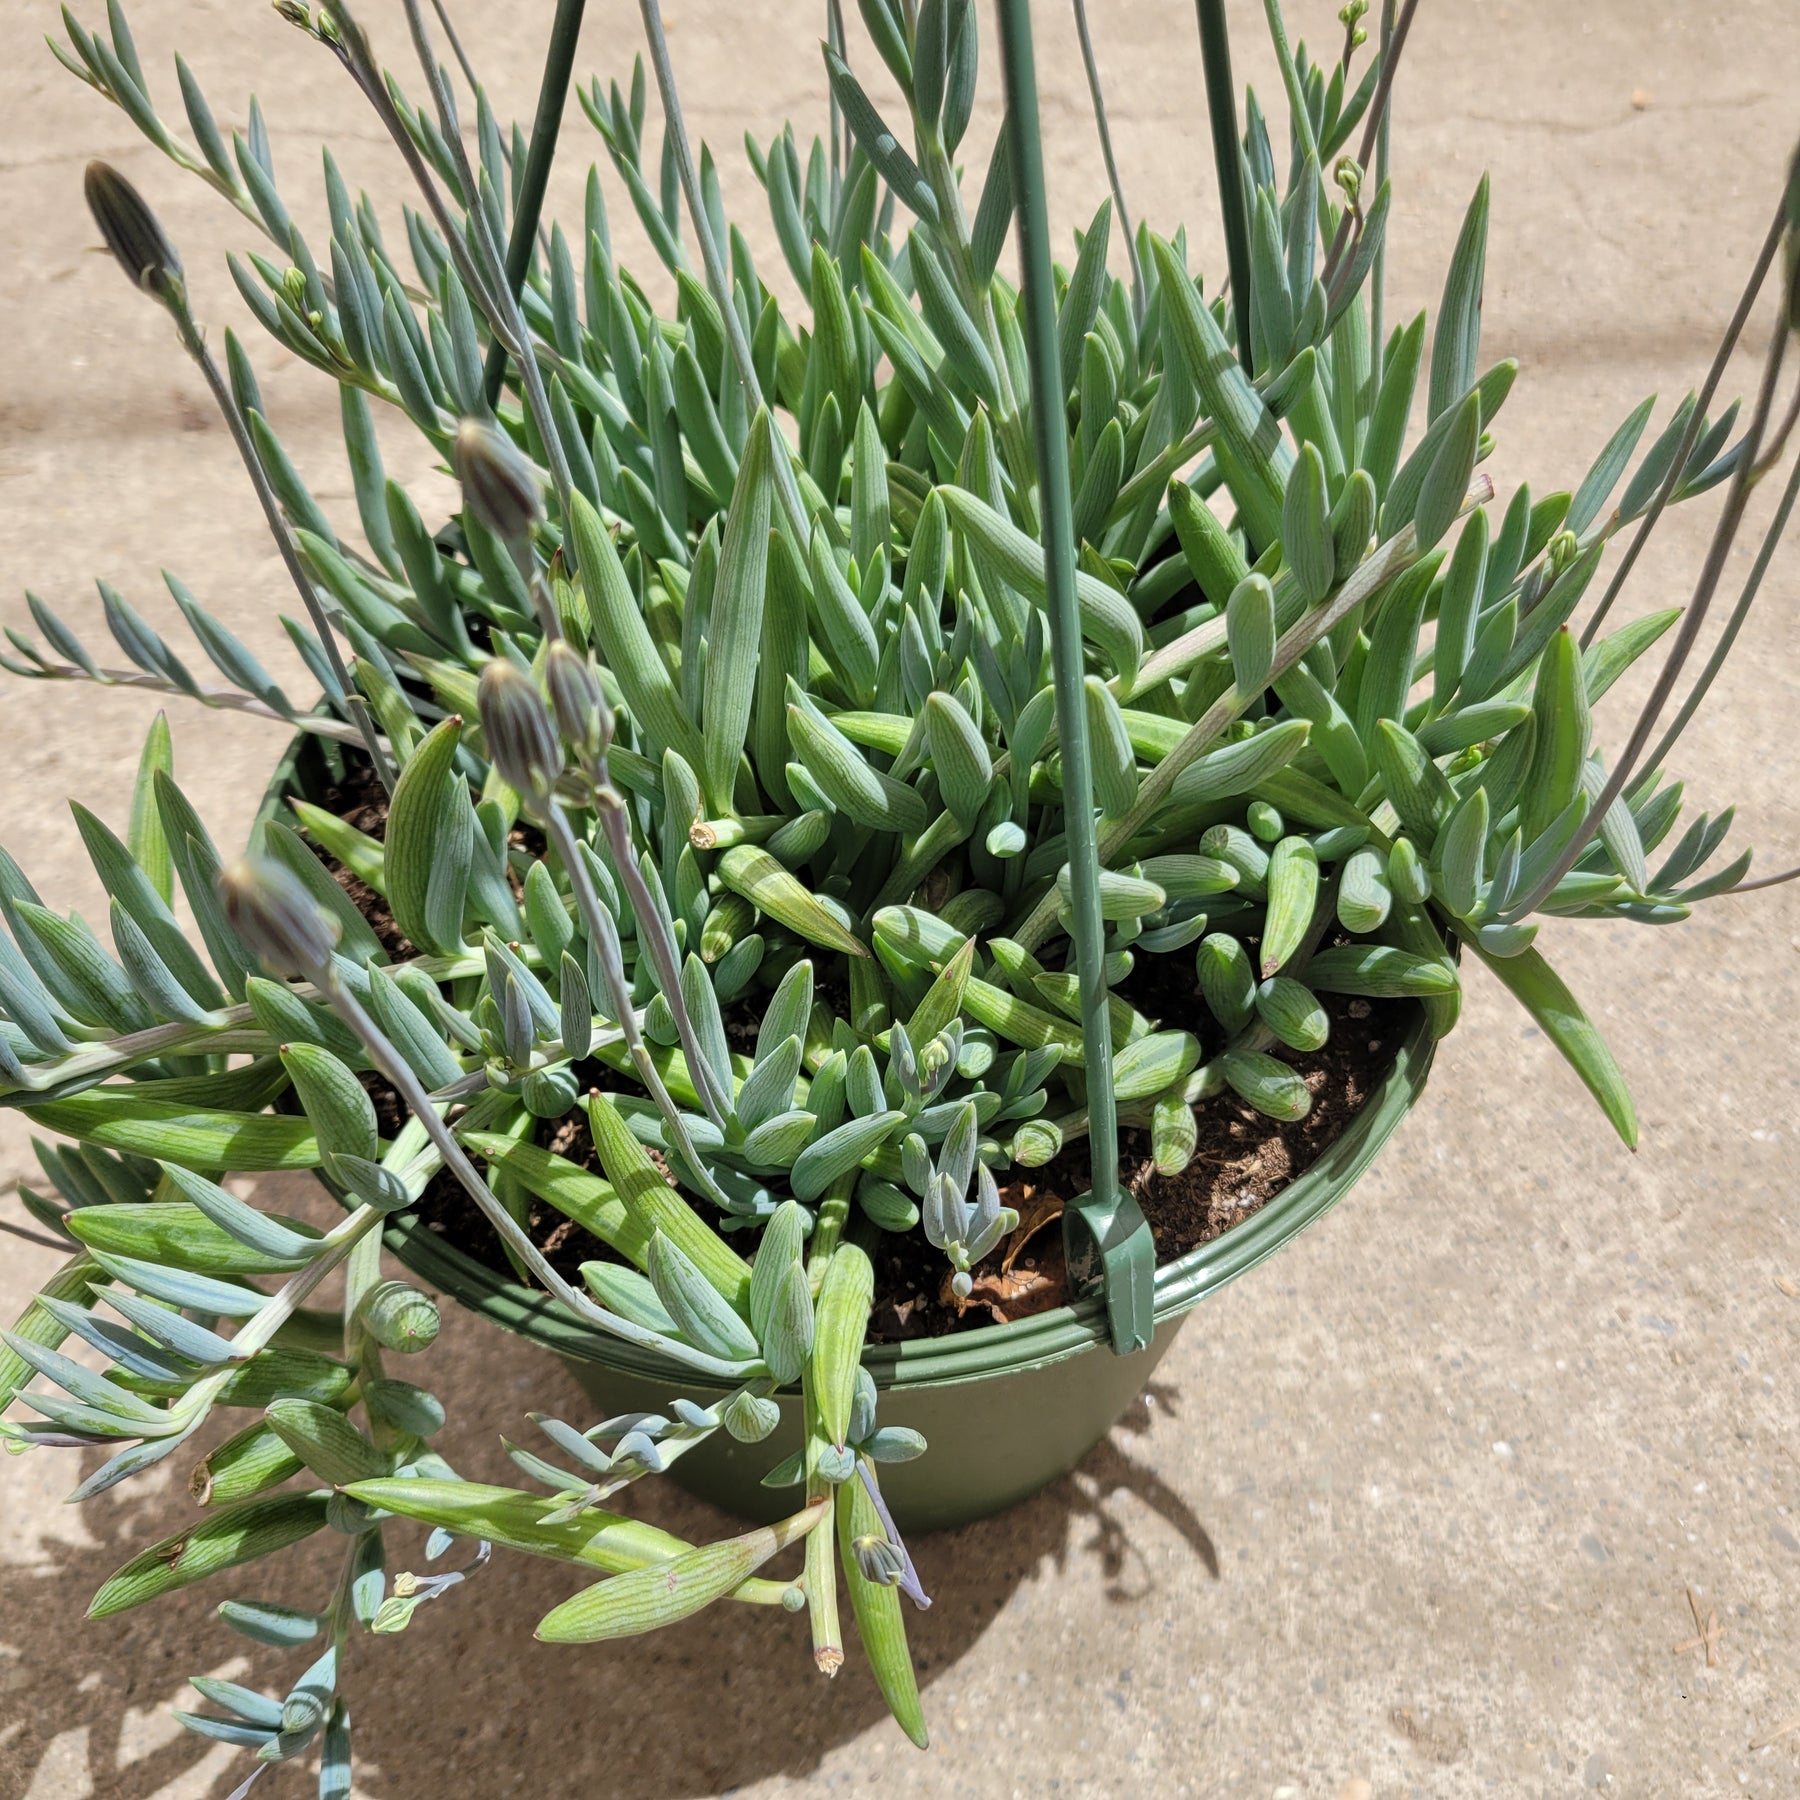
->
[543,640,613,759]
[326,1153,415,1213]
[721,1389,780,1443]
[83,162,183,304]
[358,1279,441,1353]
[852,1533,906,1587]
[816,1441,855,1484]
[217,855,340,977]
[453,418,543,544]
[477,658,562,798]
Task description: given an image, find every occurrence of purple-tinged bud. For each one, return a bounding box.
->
[852,1534,906,1586]
[83,162,183,305]
[453,418,543,544]
[543,640,613,759]
[477,659,562,799]
[217,856,340,977]
[721,1389,780,1443]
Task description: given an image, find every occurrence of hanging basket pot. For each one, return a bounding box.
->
[269,733,1437,1532]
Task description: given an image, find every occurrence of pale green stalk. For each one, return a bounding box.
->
[1071,0,1144,326]
[171,296,394,791]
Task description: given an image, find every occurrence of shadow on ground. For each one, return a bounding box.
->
[2,1330,1215,1799]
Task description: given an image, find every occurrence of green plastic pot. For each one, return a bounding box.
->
[264,732,1437,1534]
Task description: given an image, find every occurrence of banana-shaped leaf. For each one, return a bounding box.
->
[1149,234,1291,546]
[821,43,937,222]
[791,1112,905,1203]
[936,485,1143,680]
[1170,719,1310,806]
[701,412,775,811]
[718,845,869,959]
[568,491,704,771]
[581,1094,754,1309]
[1520,628,1591,844]
[64,1199,316,1276]
[1255,976,1329,1051]
[1219,1049,1310,1121]
[1112,1031,1201,1101]
[535,1500,825,1642]
[1303,943,1458,997]
[839,1467,929,1747]
[648,1232,761,1361]
[348,1477,793,1603]
[383,717,470,956]
[1473,941,1636,1146]
[1428,175,1490,421]
[264,1399,386,1487]
[925,692,993,826]
[1226,574,1277,693]
[23,1095,317,1173]
[1336,846,1392,933]
[813,1242,874,1447]
[88,1492,330,1619]
[280,1042,378,1165]
[1259,838,1319,977]
[1283,443,1335,602]
[191,1422,305,1507]
[1168,477,1251,608]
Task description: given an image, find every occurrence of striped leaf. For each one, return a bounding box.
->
[701,410,775,812]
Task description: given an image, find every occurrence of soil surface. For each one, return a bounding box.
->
[304,752,418,960]
[324,753,1409,1340]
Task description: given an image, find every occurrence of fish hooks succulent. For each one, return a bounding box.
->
[4,0,1799,1782]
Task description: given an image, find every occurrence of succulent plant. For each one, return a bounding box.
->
[4,0,1797,1781]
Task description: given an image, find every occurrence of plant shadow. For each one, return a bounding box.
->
[0,1302,1217,1800]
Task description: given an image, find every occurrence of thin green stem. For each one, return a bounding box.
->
[1318,0,1415,305]
[1371,0,1398,351]
[1510,296,1792,918]
[429,0,482,93]
[994,0,1122,1225]
[0,1216,74,1254]
[395,0,577,538]
[636,0,761,416]
[1579,201,1786,648]
[2,661,368,742]
[482,0,589,408]
[1071,0,1144,327]
[176,307,395,793]
[1194,1,1253,374]
[1641,441,1800,779]
[918,130,1037,509]
[1726,860,1800,894]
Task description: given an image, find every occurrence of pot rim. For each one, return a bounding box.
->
[264,731,1438,1393]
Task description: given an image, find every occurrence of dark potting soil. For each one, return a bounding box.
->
[304,754,417,960]
[313,752,1409,1344]
[864,985,1407,1340]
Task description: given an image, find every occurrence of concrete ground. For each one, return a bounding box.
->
[2,2,1798,1795]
